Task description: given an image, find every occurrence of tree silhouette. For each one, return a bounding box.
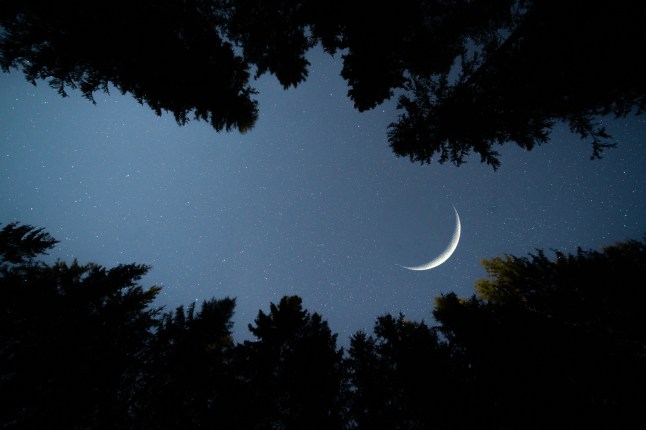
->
[0,0,258,133]
[388,0,646,169]
[235,295,347,430]
[0,223,160,429]
[347,313,463,430]
[0,221,58,264]
[4,221,646,429]
[3,1,646,168]
[433,238,646,429]
[134,297,239,429]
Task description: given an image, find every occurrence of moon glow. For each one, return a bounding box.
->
[399,206,461,271]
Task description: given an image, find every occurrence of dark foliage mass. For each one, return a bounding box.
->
[236,295,347,430]
[387,0,646,169]
[432,239,646,429]
[0,224,160,429]
[0,0,258,133]
[2,222,645,429]
[133,297,239,429]
[2,1,645,168]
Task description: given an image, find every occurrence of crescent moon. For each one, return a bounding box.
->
[399,206,461,271]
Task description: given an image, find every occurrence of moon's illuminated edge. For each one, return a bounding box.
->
[399,206,461,271]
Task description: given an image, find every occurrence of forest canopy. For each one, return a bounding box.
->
[2,0,645,169]
[2,221,645,429]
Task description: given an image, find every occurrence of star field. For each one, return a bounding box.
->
[2,47,646,344]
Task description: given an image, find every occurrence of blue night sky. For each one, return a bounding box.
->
[2,46,646,344]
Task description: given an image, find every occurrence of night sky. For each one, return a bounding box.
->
[2,46,646,344]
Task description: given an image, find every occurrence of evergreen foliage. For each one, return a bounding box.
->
[2,222,644,428]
